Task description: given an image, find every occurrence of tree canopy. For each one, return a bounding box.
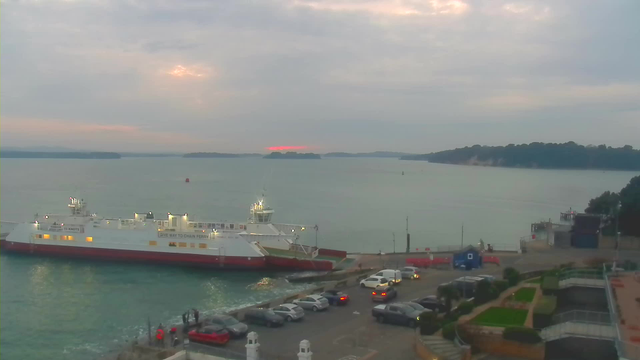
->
[400,142,640,171]
[585,176,640,236]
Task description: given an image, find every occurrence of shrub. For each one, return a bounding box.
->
[622,260,638,271]
[503,267,520,287]
[503,327,542,344]
[419,311,441,335]
[541,276,559,295]
[474,279,495,305]
[456,300,475,315]
[442,322,456,341]
[438,284,461,314]
[442,311,460,325]
[493,280,509,294]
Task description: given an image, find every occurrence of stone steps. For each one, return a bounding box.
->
[421,336,463,360]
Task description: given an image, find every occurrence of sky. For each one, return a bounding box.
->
[1,0,639,153]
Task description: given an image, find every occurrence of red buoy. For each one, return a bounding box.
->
[185,178,190,183]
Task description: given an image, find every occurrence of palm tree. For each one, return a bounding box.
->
[438,284,460,314]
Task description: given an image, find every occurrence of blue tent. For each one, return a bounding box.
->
[453,246,482,270]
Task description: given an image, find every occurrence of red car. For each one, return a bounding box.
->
[188,325,230,346]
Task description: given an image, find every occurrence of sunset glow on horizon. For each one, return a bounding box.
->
[267,146,309,151]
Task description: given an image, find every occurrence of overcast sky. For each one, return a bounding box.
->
[1,0,639,153]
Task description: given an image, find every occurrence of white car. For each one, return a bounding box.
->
[271,303,305,321]
[293,295,330,312]
[360,276,390,289]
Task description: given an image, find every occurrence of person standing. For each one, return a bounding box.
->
[193,308,200,325]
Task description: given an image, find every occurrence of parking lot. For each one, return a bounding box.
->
[191,264,511,360]
[186,248,640,360]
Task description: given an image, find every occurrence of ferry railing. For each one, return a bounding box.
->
[602,265,640,360]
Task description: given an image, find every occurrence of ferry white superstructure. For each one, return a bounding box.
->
[0,197,341,271]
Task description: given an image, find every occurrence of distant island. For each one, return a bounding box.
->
[183,152,262,158]
[400,142,640,171]
[263,152,321,159]
[0,151,121,159]
[324,151,413,158]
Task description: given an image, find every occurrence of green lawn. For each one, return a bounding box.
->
[525,277,541,284]
[513,287,537,303]
[471,307,529,327]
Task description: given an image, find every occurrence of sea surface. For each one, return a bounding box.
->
[1,157,637,360]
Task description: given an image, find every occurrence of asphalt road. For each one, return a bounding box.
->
[187,249,640,360]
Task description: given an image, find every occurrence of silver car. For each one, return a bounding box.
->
[401,266,421,279]
[293,295,330,312]
[271,303,305,321]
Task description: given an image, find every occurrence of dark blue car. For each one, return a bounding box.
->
[319,289,350,305]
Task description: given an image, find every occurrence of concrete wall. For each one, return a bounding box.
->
[545,338,617,360]
[599,235,640,250]
[466,333,544,360]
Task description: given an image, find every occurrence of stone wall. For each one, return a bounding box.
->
[465,333,544,360]
[599,235,640,250]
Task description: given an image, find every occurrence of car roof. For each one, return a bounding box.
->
[308,294,323,299]
[280,303,298,309]
[211,314,232,319]
[368,275,385,279]
[375,285,392,290]
[203,325,224,331]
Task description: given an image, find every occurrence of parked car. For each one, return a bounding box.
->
[400,266,421,279]
[293,295,330,312]
[412,295,447,313]
[360,276,390,289]
[271,303,305,321]
[205,315,249,338]
[320,289,350,305]
[373,269,403,285]
[476,275,495,282]
[244,309,285,328]
[452,278,480,298]
[401,302,428,313]
[371,285,397,302]
[188,325,230,346]
[371,303,421,327]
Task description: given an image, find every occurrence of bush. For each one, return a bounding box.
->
[456,300,475,315]
[503,267,521,287]
[474,279,495,305]
[442,311,460,325]
[442,322,456,341]
[541,276,559,295]
[418,311,441,335]
[622,260,638,271]
[502,327,542,344]
[493,280,509,294]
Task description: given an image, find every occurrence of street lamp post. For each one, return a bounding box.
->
[615,201,621,262]
[392,232,396,254]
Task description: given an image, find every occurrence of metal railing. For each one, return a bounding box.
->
[603,265,640,360]
[541,321,616,341]
[553,310,611,325]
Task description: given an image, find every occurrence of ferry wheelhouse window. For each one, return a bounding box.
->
[149,241,157,246]
[178,242,187,248]
[230,224,235,230]
[86,237,93,242]
[199,243,207,249]
[43,234,50,239]
[190,243,195,248]
[60,235,67,240]
[68,236,74,241]
[169,242,177,247]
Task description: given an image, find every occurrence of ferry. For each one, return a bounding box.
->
[0,197,346,271]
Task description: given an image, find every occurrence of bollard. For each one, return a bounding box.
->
[246,332,260,360]
[298,339,312,360]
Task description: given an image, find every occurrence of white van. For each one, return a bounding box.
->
[373,269,403,285]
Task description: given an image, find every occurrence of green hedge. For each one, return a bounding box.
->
[419,311,441,335]
[503,327,542,344]
[456,301,475,315]
[493,280,509,293]
[503,267,521,287]
[541,276,559,295]
[442,322,456,341]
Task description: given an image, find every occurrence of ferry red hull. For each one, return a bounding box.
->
[0,240,333,271]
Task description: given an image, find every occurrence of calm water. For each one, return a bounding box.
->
[1,158,637,360]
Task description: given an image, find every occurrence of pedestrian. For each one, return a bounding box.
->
[186,310,191,324]
[193,308,199,325]
[181,312,187,326]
